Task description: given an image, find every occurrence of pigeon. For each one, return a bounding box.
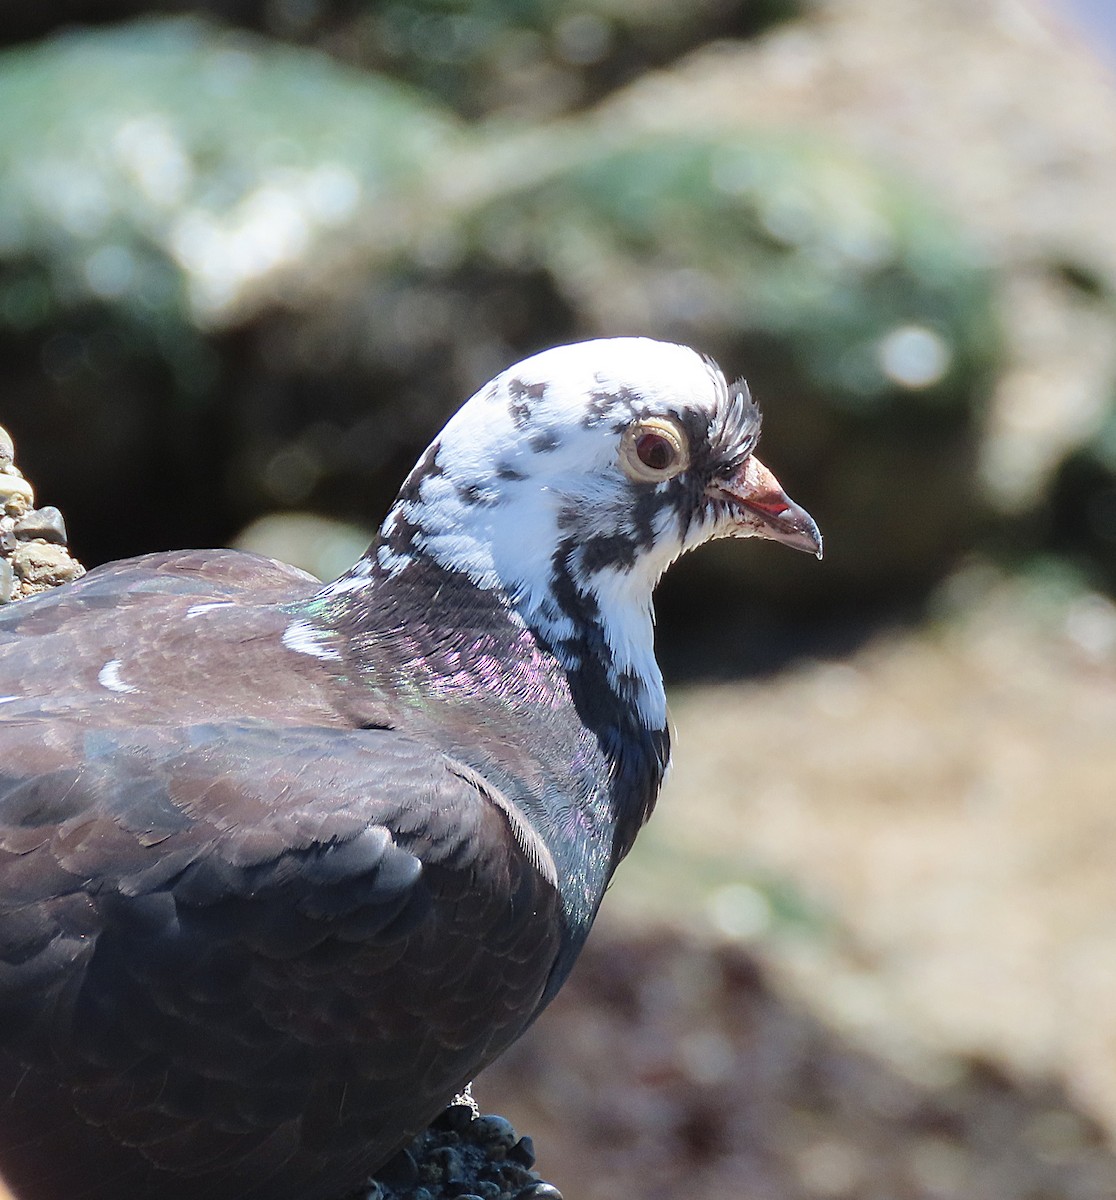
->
[0,337,820,1200]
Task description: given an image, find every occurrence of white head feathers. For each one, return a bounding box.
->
[346,337,815,730]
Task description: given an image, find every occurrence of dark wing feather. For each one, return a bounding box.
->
[0,720,562,1200]
[0,549,351,729]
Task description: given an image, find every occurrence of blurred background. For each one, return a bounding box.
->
[3,0,1116,1195]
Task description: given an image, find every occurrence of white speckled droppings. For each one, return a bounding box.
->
[97,659,139,695]
[281,619,342,661]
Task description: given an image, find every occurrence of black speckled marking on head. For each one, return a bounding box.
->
[455,481,501,508]
[629,487,663,551]
[496,463,526,482]
[378,441,445,557]
[675,406,716,461]
[535,593,567,629]
[578,532,639,574]
[380,507,423,559]
[529,428,561,454]
[507,378,547,430]
[582,383,639,429]
[396,442,444,507]
[544,538,607,674]
[564,481,663,575]
[669,469,713,545]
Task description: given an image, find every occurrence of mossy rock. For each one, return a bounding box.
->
[0,17,457,346]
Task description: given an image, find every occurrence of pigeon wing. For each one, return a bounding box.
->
[0,716,562,1200]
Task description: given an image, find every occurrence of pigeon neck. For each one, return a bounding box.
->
[327,545,668,743]
[317,551,670,887]
[365,482,672,735]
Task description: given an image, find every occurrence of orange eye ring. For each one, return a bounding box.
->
[619,417,690,483]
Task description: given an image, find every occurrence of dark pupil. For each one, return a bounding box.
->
[636,433,675,472]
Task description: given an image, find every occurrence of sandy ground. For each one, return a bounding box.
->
[646,573,1116,1129]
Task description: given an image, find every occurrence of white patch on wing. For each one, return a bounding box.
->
[281,619,342,661]
[98,659,139,694]
[185,601,236,619]
[0,696,19,705]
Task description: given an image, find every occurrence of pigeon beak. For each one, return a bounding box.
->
[714,455,823,559]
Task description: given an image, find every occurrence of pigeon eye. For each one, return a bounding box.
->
[620,417,690,484]
[636,433,675,471]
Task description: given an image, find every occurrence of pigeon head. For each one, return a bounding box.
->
[356,337,820,729]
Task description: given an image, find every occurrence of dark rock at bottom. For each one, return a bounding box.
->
[362,1105,561,1200]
